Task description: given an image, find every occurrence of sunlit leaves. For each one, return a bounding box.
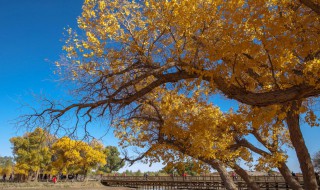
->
[10,128,52,177]
[51,137,106,174]
[10,129,107,177]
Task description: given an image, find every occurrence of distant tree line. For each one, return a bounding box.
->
[0,128,124,182]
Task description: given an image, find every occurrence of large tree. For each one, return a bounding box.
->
[22,0,320,189]
[233,105,303,190]
[10,128,52,182]
[116,90,257,189]
[51,137,106,178]
[116,89,305,190]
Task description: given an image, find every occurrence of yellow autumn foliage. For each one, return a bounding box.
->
[51,137,106,174]
[114,90,251,166]
[58,0,319,104]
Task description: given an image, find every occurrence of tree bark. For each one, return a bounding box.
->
[84,169,88,182]
[27,172,32,182]
[286,101,318,190]
[278,163,303,190]
[35,170,39,182]
[300,0,320,15]
[163,139,238,190]
[206,160,238,190]
[232,163,261,190]
[237,138,302,190]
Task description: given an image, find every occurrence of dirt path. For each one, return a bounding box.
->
[6,188,133,190]
[2,188,133,190]
[0,182,134,190]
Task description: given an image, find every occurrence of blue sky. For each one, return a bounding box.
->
[0,0,163,172]
[0,0,319,173]
[0,0,80,149]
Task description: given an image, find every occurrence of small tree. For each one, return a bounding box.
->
[99,146,124,173]
[163,160,207,176]
[0,156,14,176]
[135,169,142,176]
[124,170,133,176]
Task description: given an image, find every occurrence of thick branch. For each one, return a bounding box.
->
[300,0,320,15]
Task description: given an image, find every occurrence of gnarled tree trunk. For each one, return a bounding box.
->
[277,163,303,190]
[237,138,302,190]
[300,0,320,15]
[232,163,260,190]
[165,139,238,190]
[206,160,238,190]
[286,101,318,190]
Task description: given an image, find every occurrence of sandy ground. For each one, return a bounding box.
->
[0,182,134,190]
[4,188,133,190]
[2,188,133,190]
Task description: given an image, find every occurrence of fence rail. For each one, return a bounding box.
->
[101,175,310,190]
[101,175,304,183]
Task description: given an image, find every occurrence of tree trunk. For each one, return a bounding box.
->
[66,172,68,182]
[236,138,302,190]
[300,0,320,15]
[208,160,238,190]
[286,101,318,190]
[84,169,88,182]
[232,163,260,190]
[164,139,237,189]
[27,171,33,182]
[35,170,40,182]
[278,163,303,190]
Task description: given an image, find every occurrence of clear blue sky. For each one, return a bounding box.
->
[0,0,319,173]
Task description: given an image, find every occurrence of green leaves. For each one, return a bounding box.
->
[99,146,124,173]
[10,128,52,176]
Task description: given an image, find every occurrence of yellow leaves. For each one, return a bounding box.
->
[51,137,107,172]
[14,163,29,175]
[72,70,78,78]
[11,128,108,177]
[305,109,320,127]
[59,0,320,100]
[299,105,308,113]
[84,0,92,4]
[86,31,100,45]
[303,59,320,86]
[83,52,94,58]
[54,0,320,176]
[62,45,74,52]
[98,1,106,11]
[114,89,244,163]
[82,41,90,49]
[256,152,288,172]
[145,1,150,7]
[10,128,53,175]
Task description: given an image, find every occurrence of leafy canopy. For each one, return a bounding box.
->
[10,128,52,176]
[99,146,124,173]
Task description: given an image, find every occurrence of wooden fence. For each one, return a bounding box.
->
[101,175,310,190]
